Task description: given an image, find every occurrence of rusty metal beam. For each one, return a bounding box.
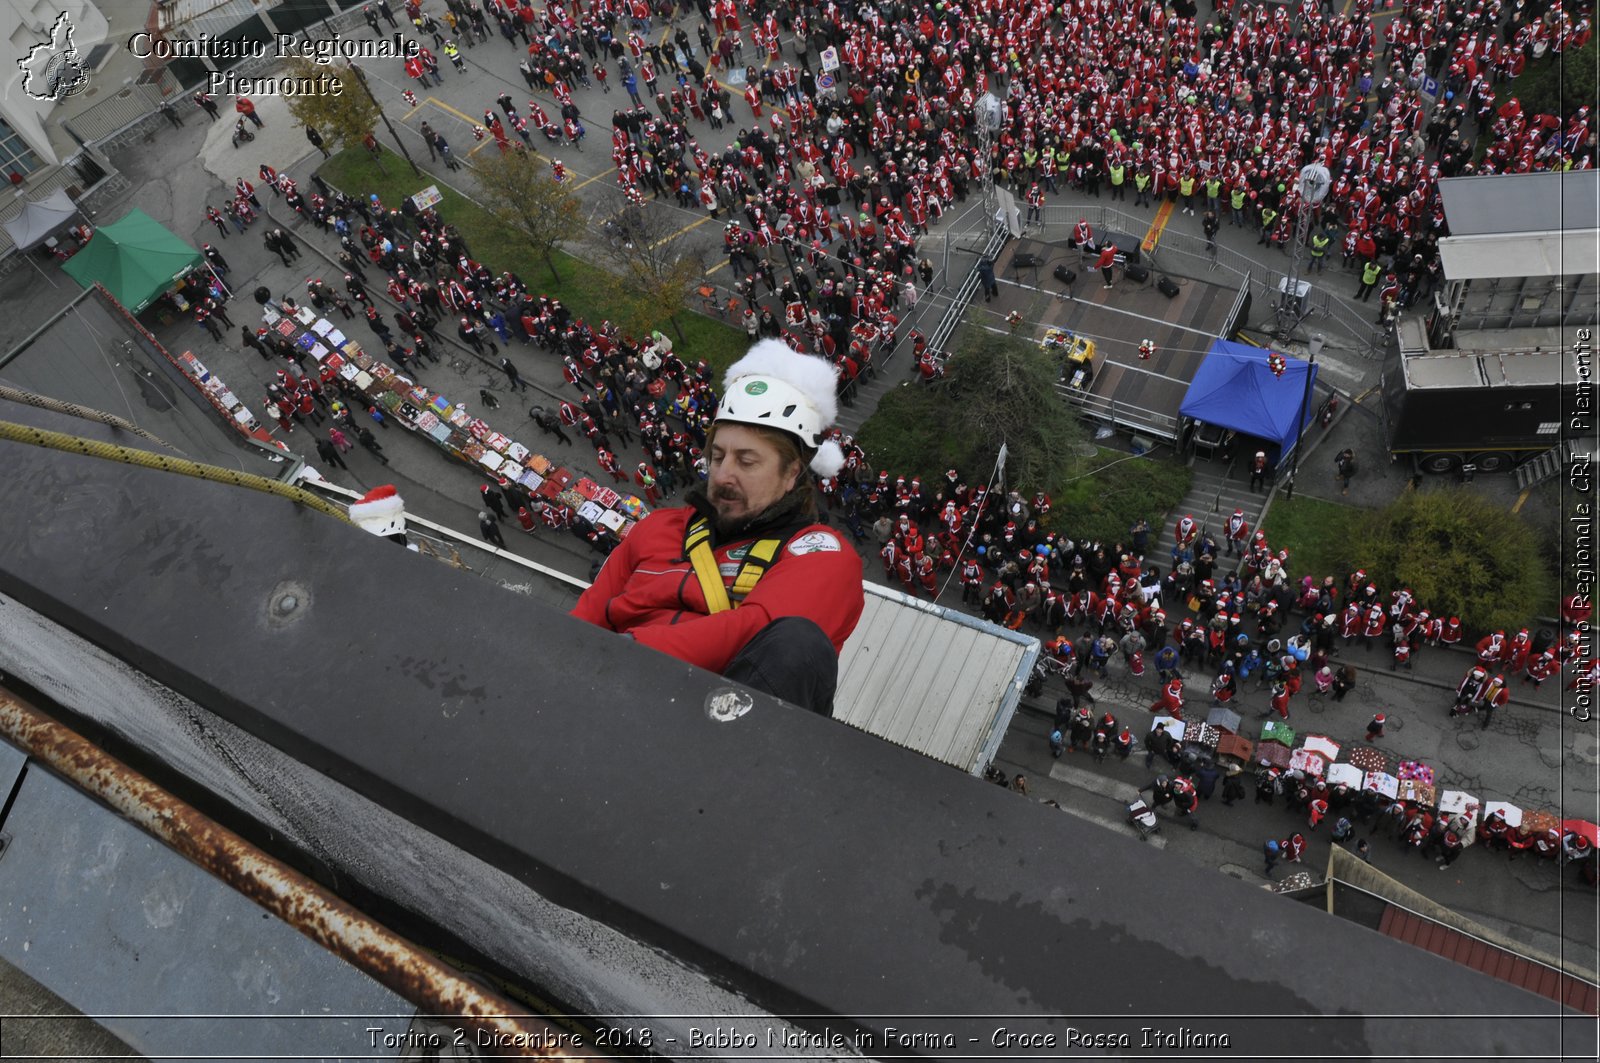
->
[0,689,603,1062]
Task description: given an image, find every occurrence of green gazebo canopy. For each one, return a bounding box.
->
[62,209,203,312]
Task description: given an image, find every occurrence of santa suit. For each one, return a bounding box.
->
[634,465,660,505]
[1524,650,1558,687]
[1362,604,1387,641]
[1570,658,1600,693]
[597,448,627,483]
[1308,798,1328,830]
[1476,632,1506,664]
[1225,511,1249,551]
[960,560,984,599]
[1507,631,1532,672]
[1340,602,1363,640]
[1439,617,1463,645]
[1456,668,1490,709]
[1152,678,1185,720]
[895,552,918,594]
[1392,637,1411,669]
[1270,685,1291,720]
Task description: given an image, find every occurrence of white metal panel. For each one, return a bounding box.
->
[836,585,1036,773]
[1439,171,1599,235]
[1438,230,1600,281]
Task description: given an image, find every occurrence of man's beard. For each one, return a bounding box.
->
[710,489,757,537]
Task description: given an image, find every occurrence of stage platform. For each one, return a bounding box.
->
[984,235,1249,441]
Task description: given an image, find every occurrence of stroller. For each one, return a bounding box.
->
[1128,799,1160,841]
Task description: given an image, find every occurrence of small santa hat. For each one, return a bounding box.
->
[349,484,406,537]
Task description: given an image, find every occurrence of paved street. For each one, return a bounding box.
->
[0,3,1593,1007]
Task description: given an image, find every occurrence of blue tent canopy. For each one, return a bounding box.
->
[1179,339,1319,466]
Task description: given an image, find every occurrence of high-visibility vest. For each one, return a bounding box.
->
[1134,172,1151,190]
[1230,188,1246,209]
[1362,261,1383,285]
[1310,234,1330,258]
[1109,163,1125,185]
[1205,178,1221,198]
[1179,176,1195,196]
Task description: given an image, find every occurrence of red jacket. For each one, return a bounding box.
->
[572,502,864,675]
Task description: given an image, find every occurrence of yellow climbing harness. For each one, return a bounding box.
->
[683,514,784,613]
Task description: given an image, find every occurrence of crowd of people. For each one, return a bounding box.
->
[205,143,739,556]
[189,0,1598,597]
[282,0,1594,561]
[160,0,1600,881]
[388,0,1594,356]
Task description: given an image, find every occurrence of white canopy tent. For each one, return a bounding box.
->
[2,189,80,252]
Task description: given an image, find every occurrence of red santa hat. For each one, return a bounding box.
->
[349,485,406,537]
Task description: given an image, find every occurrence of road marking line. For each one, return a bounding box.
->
[426,97,479,124]
[1036,768,1169,850]
[1048,761,1142,803]
[648,211,714,250]
[573,166,617,190]
[1142,198,1174,254]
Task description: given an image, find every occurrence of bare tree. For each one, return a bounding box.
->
[473,148,583,281]
[282,59,380,152]
[598,195,708,343]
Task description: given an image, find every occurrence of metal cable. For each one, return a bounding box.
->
[0,419,351,525]
[0,383,177,449]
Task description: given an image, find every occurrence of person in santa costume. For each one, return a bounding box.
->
[1524,648,1559,688]
[347,485,413,549]
[573,340,863,715]
[1224,508,1249,556]
[1150,675,1185,720]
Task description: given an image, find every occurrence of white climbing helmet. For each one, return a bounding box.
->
[716,339,845,476]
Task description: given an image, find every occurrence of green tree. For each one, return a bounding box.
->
[855,328,1192,540]
[473,149,584,282]
[283,59,381,152]
[854,383,971,484]
[1352,487,1553,634]
[1510,37,1598,122]
[940,326,1088,494]
[600,198,707,342]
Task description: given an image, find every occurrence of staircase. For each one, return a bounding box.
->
[1148,461,1267,565]
[1514,441,1576,491]
[833,304,945,438]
